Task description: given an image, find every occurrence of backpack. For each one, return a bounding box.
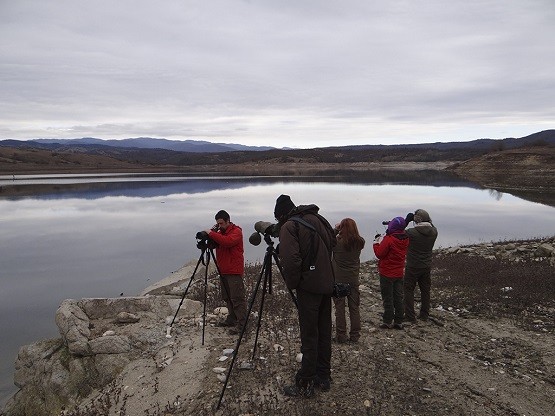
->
[289,216,350,298]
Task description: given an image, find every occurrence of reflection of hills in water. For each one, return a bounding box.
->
[1,170,478,200]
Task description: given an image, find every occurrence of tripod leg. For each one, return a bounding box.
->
[216,251,268,409]
[201,251,210,346]
[272,251,298,308]
[167,250,205,336]
[252,252,271,360]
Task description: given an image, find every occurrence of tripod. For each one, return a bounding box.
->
[166,241,224,345]
[217,234,297,409]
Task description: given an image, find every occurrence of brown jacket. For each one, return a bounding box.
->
[278,205,336,295]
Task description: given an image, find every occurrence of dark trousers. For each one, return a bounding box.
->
[295,288,332,383]
[404,267,432,321]
[379,275,404,325]
[220,274,247,329]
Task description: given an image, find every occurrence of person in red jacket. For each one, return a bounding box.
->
[205,210,246,335]
[373,216,409,330]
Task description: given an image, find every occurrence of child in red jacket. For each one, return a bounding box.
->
[373,216,409,329]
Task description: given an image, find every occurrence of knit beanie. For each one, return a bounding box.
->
[274,194,296,220]
[386,216,406,234]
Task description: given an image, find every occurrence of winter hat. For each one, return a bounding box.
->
[386,216,406,234]
[274,194,296,220]
[414,209,431,223]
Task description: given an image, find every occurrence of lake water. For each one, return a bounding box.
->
[1,172,554,405]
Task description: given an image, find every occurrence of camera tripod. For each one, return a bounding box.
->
[166,242,226,345]
[217,233,297,409]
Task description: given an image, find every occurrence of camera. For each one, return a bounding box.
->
[333,282,351,298]
[249,221,280,246]
[196,230,217,250]
[381,221,390,225]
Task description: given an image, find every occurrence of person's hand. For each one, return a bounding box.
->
[374,233,382,243]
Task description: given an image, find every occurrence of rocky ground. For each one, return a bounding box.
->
[4,238,553,416]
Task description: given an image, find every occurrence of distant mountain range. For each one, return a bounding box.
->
[31,137,276,153]
[2,130,553,153]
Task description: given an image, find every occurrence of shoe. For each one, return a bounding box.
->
[314,376,331,392]
[216,321,234,327]
[418,315,429,321]
[333,337,348,344]
[349,338,359,343]
[393,323,404,330]
[283,381,315,398]
[379,323,393,329]
[228,327,242,335]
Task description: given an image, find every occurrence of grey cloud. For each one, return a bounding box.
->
[0,0,553,147]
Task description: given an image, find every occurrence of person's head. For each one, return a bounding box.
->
[215,210,231,231]
[337,218,365,251]
[386,216,406,234]
[414,209,431,223]
[274,194,296,223]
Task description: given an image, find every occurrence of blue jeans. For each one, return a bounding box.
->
[379,275,404,324]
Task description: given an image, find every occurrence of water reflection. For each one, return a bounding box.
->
[0,174,554,405]
[0,170,476,200]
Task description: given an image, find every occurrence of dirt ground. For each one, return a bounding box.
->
[59,249,555,416]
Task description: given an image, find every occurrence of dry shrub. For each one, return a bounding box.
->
[433,253,554,331]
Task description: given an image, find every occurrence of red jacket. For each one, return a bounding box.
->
[208,223,244,275]
[373,232,409,278]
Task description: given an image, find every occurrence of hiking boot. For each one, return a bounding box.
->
[333,336,348,344]
[393,323,404,330]
[314,377,331,392]
[227,326,242,336]
[379,323,393,329]
[216,321,234,328]
[283,380,315,398]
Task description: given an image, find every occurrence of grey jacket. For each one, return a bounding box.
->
[405,222,438,269]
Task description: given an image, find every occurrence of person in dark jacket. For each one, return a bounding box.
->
[274,194,336,398]
[373,216,409,329]
[332,218,365,343]
[205,210,246,335]
[403,209,438,323]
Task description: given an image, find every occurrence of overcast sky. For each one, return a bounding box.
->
[1,0,554,148]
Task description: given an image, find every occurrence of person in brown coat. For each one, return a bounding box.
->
[274,194,336,398]
[332,218,365,343]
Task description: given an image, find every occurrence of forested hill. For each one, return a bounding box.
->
[0,130,553,172]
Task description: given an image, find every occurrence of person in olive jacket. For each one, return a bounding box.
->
[403,209,438,323]
[332,218,365,343]
[274,194,336,398]
[205,210,246,335]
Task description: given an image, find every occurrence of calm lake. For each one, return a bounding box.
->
[1,171,554,405]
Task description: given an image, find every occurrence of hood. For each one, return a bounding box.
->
[289,204,320,217]
[414,222,435,235]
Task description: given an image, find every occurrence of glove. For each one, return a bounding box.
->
[374,233,381,243]
[405,212,414,224]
